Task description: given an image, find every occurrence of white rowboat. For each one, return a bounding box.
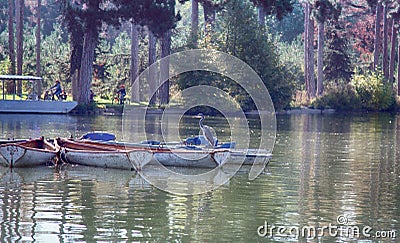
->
[57,138,231,169]
[55,138,153,170]
[0,137,57,168]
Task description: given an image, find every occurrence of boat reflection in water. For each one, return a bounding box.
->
[0,163,250,242]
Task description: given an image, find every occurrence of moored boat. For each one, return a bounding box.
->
[0,137,57,168]
[80,139,270,167]
[55,137,153,170]
[57,138,231,168]
[75,132,272,168]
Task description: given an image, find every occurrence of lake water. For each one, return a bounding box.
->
[0,112,399,242]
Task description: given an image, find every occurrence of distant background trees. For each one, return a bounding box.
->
[0,0,399,111]
[177,0,296,110]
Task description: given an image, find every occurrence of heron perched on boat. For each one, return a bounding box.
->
[195,113,217,147]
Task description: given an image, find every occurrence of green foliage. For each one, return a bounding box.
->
[0,58,10,75]
[313,71,396,111]
[266,2,304,43]
[313,0,341,23]
[276,36,304,90]
[38,25,71,89]
[218,0,297,110]
[0,23,70,91]
[114,0,188,37]
[250,0,294,20]
[312,83,360,111]
[324,22,353,83]
[351,71,395,111]
[93,27,150,101]
[95,32,131,99]
[0,1,7,34]
[141,0,182,37]
[0,27,8,61]
[176,0,296,111]
[21,27,36,74]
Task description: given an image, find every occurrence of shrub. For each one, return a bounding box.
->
[313,71,396,111]
[351,71,395,111]
[0,58,10,75]
[312,83,360,111]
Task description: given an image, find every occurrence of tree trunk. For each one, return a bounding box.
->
[70,40,83,101]
[16,0,24,95]
[258,5,266,25]
[8,0,15,75]
[398,36,400,96]
[304,2,309,97]
[308,15,315,98]
[373,1,383,70]
[316,21,324,96]
[7,0,15,94]
[130,22,140,103]
[148,29,157,106]
[382,2,388,80]
[159,30,171,105]
[203,2,215,38]
[72,70,79,101]
[389,17,397,85]
[78,29,97,105]
[191,0,199,47]
[36,0,42,97]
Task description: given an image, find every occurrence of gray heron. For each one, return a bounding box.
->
[195,113,217,147]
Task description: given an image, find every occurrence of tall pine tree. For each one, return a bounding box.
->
[324,22,353,83]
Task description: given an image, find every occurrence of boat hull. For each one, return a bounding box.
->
[0,138,57,168]
[57,138,153,170]
[79,139,272,166]
[152,150,230,168]
[0,100,77,114]
[128,150,154,170]
[61,149,135,170]
[57,138,232,168]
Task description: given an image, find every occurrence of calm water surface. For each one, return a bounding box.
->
[0,113,399,242]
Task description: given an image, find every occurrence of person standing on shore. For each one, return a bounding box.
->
[116,84,126,104]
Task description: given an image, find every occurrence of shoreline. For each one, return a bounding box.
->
[69,105,400,116]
